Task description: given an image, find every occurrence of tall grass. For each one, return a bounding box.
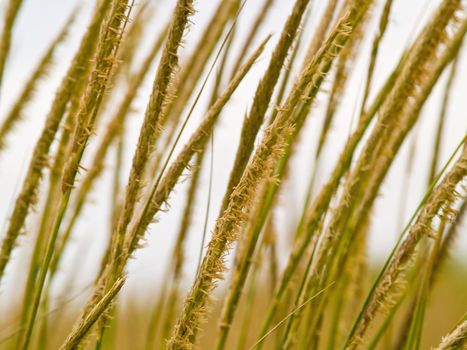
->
[0,0,466,349]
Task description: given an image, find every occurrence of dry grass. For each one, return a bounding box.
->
[0,0,466,349]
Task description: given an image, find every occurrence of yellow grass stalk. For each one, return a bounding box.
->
[0,0,24,92]
[168,3,370,345]
[290,7,466,345]
[37,2,149,275]
[325,224,368,350]
[255,54,398,342]
[263,213,280,297]
[23,22,167,347]
[213,8,315,348]
[49,22,168,280]
[0,0,112,283]
[58,277,126,350]
[432,199,466,282]
[433,315,467,350]
[268,17,306,125]
[358,0,393,115]
[148,21,230,282]
[11,13,81,342]
[236,247,263,350]
[349,0,462,195]
[124,44,270,348]
[108,0,195,283]
[0,11,75,151]
[73,7,193,341]
[124,37,270,263]
[146,9,241,191]
[97,1,152,117]
[280,14,446,346]
[345,145,467,349]
[375,200,466,350]
[113,0,152,80]
[428,55,460,184]
[357,21,466,347]
[148,0,239,182]
[229,0,275,77]
[302,0,340,67]
[402,232,442,349]
[162,0,238,131]
[313,0,461,301]
[215,16,336,347]
[169,77,288,349]
[146,31,239,346]
[16,6,118,341]
[20,29,104,341]
[253,0,373,341]
[219,0,312,216]
[17,2,134,348]
[392,51,463,350]
[147,51,237,339]
[316,7,370,157]
[65,37,268,346]
[337,4,466,286]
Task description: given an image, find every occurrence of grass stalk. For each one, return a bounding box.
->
[344,140,467,348]
[17,2,134,348]
[433,314,467,350]
[0,0,24,93]
[63,37,268,348]
[278,3,465,344]
[218,0,312,215]
[0,10,75,151]
[0,0,112,283]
